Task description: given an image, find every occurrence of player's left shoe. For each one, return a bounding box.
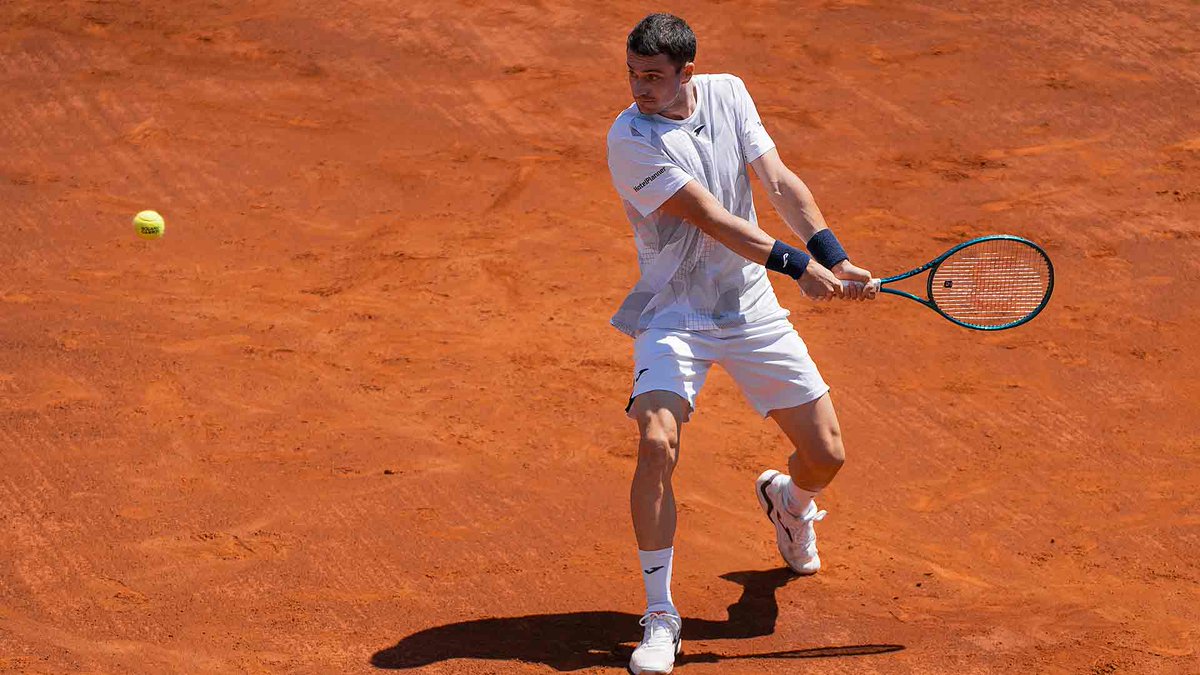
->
[756,469,827,575]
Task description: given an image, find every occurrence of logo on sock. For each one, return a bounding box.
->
[643,565,664,575]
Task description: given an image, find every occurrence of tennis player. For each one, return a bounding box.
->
[607,13,875,674]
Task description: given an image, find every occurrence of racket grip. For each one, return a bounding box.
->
[840,279,882,297]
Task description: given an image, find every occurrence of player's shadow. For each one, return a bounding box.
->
[370,568,903,671]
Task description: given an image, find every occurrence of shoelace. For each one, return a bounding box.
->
[639,612,681,643]
[780,507,827,545]
[781,506,827,524]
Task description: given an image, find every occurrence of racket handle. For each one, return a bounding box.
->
[840,278,882,296]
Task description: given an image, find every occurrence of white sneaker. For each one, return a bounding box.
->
[629,611,682,674]
[755,469,827,575]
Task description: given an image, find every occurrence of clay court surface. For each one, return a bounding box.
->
[1,0,1198,672]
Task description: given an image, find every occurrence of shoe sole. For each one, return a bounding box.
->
[755,469,819,575]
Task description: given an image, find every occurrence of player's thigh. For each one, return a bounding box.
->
[768,392,843,458]
[626,329,715,424]
[629,390,690,444]
[721,321,830,419]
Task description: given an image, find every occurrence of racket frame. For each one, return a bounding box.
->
[875,234,1055,331]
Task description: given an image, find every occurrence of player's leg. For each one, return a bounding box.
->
[770,393,845,493]
[629,391,689,602]
[624,329,713,674]
[757,393,841,573]
[719,319,836,574]
[628,392,688,675]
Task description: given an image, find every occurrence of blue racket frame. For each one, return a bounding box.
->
[877,235,1055,331]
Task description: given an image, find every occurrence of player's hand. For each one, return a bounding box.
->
[797,260,844,301]
[832,260,876,300]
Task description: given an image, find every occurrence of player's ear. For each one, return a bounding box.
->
[680,61,694,84]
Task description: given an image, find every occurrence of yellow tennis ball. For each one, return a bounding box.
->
[133,210,165,240]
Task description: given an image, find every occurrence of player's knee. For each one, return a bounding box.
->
[820,425,846,467]
[636,429,678,477]
[795,424,844,472]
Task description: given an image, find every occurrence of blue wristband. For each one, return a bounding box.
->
[806,229,849,269]
[766,241,811,279]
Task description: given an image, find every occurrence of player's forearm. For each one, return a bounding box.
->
[695,209,777,265]
[661,180,778,266]
[662,181,822,282]
[764,170,829,242]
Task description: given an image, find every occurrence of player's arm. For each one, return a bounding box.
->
[659,180,845,300]
[749,148,874,300]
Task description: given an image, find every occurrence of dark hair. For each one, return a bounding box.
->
[627,13,696,72]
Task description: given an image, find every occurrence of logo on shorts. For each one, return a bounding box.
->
[634,368,649,383]
[633,167,667,193]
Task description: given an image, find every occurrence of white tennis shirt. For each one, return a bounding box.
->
[607,74,789,337]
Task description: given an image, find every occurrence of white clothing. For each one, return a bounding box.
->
[626,317,830,419]
[606,74,788,337]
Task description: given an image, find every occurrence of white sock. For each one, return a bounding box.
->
[783,475,820,517]
[638,547,676,614]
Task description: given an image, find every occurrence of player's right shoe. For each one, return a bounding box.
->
[756,469,827,575]
[629,611,682,674]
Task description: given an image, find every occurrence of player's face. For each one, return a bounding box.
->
[627,50,693,116]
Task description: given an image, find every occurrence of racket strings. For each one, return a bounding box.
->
[929,239,1051,327]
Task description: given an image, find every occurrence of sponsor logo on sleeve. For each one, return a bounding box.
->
[633,166,668,193]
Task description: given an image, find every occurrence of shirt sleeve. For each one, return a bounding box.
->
[607,132,694,218]
[732,77,776,163]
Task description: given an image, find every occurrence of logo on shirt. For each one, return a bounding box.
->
[633,166,667,193]
[693,124,706,135]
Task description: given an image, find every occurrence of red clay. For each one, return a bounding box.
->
[0,1,1197,673]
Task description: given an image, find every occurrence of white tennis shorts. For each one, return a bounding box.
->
[626,317,830,421]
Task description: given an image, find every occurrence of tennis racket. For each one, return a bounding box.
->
[849,235,1054,330]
